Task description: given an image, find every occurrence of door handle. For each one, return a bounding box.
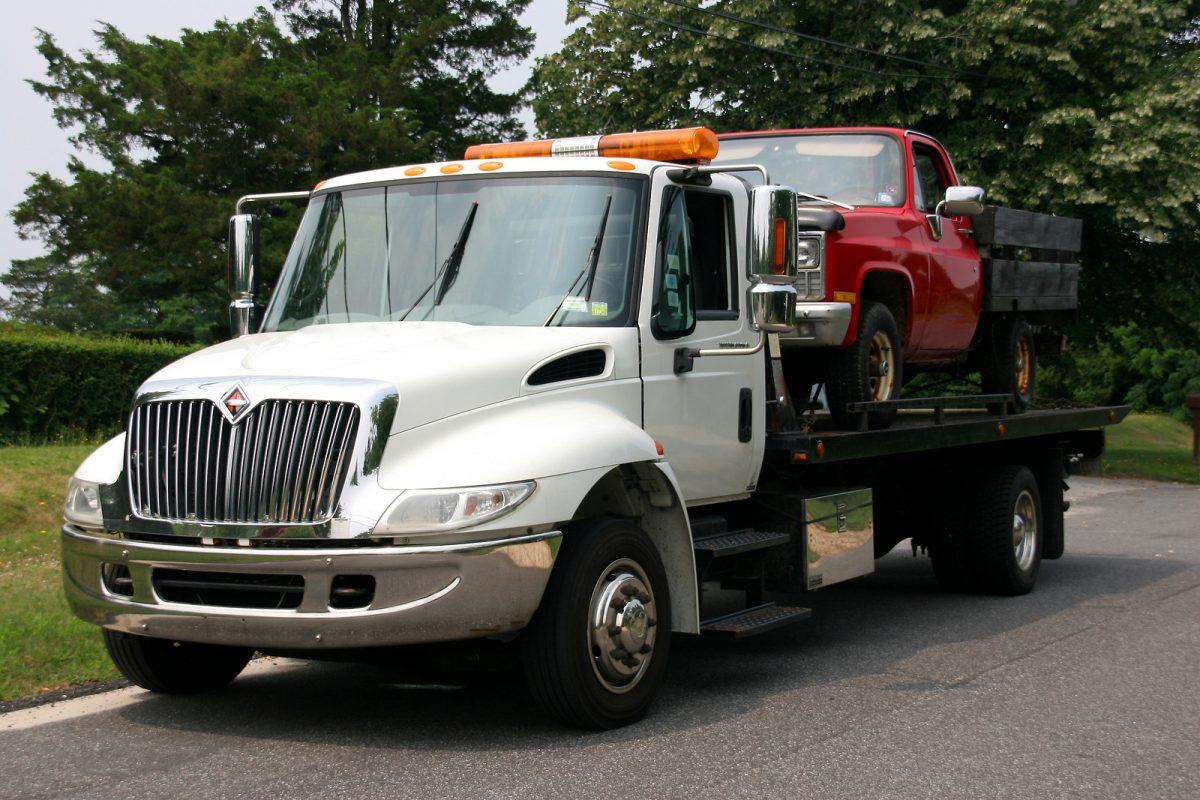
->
[738,388,753,442]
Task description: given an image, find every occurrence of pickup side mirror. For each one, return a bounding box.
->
[941,185,986,217]
[227,213,260,337]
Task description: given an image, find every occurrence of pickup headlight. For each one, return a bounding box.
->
[64,477,103,529]
[796,235,823,269]
[376,481,536,535]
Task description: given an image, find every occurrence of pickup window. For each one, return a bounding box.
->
[714,133,905,207]
[912,144,950,213]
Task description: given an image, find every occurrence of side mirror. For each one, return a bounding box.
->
[750,283,797,333]
[941,185,985,217]
[748,185,798,282]
[227,213,261,337]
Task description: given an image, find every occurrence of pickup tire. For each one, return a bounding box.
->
[103,630,253,694]
[521,517,671,730]
[826,302,902,429]
[980,315,1035,414]
[970,465,1042,595]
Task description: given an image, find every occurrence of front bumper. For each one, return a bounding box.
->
[61,525,560,650]
[780,302,852,347]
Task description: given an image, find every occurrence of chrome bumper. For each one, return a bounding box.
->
[780,302,852,347]
[61,525,560,650]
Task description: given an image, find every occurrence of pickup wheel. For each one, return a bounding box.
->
[970,465,1043,595]
[521,517,671,729]
[980,315,1035,414]
[103,630,253,694]
[826,302,902,429]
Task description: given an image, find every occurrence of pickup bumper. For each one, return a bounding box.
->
[780,302,853,347]
[61,525,559,650]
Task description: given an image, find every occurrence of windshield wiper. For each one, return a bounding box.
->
[398,202,479,321]
[543,194,614,326]
[795,190,856,211]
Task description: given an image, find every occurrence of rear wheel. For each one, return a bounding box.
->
[970,465,1043,595]
[980,315,1035,414]
[826,302,903,429]
[103,630,253,694]
[522,517,671,729]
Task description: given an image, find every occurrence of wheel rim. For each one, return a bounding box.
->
[588,557,658,694]
[868,330,897,401]
[1014,334,1033,397]
[1012,489,1038,572]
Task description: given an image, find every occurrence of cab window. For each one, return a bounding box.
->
[652,188,737,338]
[913,144,949,213]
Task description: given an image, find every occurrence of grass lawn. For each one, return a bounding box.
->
[0,444,117,701]
[1101,413,1199,485]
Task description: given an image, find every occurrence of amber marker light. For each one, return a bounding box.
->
[607,160,636,171]
[464,127,719,164]
[654,440,665,456]
[773,217,788,273]
[404,166,426,176]
[440,164,464,174]
[792,452,808,463]
[997,422,1008,436]
[313,179,327,191]
[478,161,503,171]
[815,440,826,457]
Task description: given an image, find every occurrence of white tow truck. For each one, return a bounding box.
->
[61,127,1125,728]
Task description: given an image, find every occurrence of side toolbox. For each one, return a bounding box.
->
[801,488,875,590]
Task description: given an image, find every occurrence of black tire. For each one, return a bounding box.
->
[980,315,1035,414]
[826,302,903,429]
[522,517,671,729]
[103,630,253,694]
[970,465,1043,595]
[929,481,978,592]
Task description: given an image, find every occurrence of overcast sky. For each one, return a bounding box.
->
[0,0,574,298]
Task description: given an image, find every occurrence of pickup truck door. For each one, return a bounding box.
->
[639,179,765,503]
[909,138,983,355]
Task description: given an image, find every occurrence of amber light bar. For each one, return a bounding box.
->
[464,127,719,164]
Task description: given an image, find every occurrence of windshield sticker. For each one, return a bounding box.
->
[562,296,588,313]
[591,301,609,317]
[875,192,893,204]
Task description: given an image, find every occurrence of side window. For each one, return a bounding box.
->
[913,145,949,214]
[683,190,735,316]
[653,189,696,338]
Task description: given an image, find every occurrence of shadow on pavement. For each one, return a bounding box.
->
[112,546,1189,749]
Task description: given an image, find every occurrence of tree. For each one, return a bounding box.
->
[5,0,533,341]
[533,0,1200,373]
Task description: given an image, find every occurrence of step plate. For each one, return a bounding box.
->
[700,603,812,639]
[693,529,790,558]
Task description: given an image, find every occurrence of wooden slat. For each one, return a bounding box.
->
[983,260,1078,312]
[974,206,1082,252]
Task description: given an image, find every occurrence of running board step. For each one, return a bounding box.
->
[693,528,790,558]
[701,603,812,639]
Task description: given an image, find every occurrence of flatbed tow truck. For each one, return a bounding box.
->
[59,127,1127,729]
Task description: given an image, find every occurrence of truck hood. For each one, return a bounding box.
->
[145,321,639,433]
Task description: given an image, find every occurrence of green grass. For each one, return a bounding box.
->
[1100,413,1199,485]
[0,444,117,701]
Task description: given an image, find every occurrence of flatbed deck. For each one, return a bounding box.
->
[768,405,1130,465]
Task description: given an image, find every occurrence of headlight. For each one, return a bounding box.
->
[796,235,823,269]
[375,481,536,535]
[64,477,103,529]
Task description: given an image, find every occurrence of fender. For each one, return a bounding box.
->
[853,264,918,350]
[73,434,125,484]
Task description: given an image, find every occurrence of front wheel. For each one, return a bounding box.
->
[826,302,903,429]
[522,517,671,729]
[103,630,253,694]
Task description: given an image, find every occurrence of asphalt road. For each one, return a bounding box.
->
[3,476,1198,800]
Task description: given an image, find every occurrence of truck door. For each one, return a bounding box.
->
[639,181,765,503]
[909,138,982,355]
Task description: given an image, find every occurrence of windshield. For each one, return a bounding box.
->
[261,175,643,331]
[714,134,905,207]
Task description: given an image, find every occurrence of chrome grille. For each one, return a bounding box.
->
[795,269,825,301]
[127,399,359,524]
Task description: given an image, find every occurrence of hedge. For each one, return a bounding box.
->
[0,325,199,443]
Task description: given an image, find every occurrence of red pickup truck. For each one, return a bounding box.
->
[715,127,1079,429]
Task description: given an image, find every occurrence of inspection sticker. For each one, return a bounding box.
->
[562,296,588,312]
[591,301,609,317]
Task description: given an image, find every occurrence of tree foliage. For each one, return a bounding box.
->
[4,0,533,341]
[533,0,1200,395]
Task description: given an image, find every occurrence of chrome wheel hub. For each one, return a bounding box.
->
[868,330,897,401]
[1012,489,1038,572]
[589,558,657,694]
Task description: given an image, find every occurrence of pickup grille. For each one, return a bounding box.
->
[127,398,359,524]
[795,268,825,301]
